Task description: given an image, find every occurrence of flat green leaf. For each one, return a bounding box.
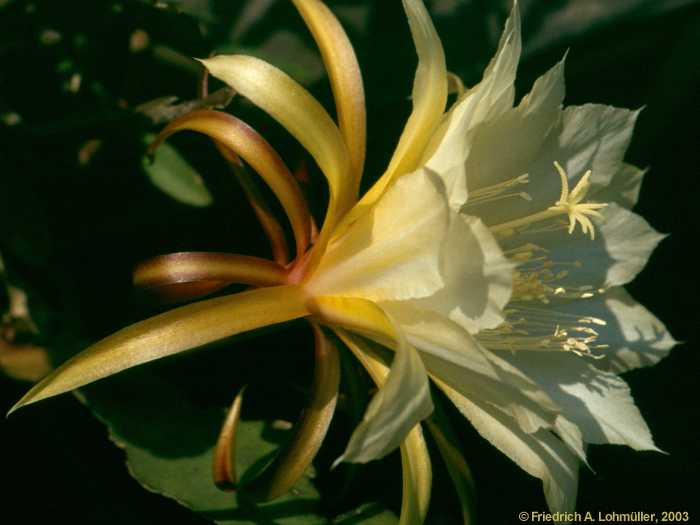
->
[80,367,327,525]
[142,134,213,207]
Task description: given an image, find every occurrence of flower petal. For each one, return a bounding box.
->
[151,110,311,258]
[369,301,582,459]
[9,285,307,414]
[455,56,566,216]
[424,1,524,208]
[600,288,678,373]
[492,350,661,451]
[550,287,677,374]
[133,252,288,300]
[335,0,447,231]
[241,323,340,501]
[559,104,640,189]
[200,55,352,229]
[339,330,432,525]
[291,0,366,196]
[378,302,499,380]
[384,212,512,333]
[598,204,666,286]
[399,424,432,525]
[590,163,646,209]
[308,168,449,302]
[213,386,246,491]
[501,203,664,291]
[309,297,433,463]
[385,0,447,179]
[436,378,579,514]
[216,145,290,264]
[485,104,640,226]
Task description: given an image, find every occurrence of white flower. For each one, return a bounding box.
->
[10,0,674,521]
[419,2,677,513]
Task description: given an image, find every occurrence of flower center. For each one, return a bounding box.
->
[489,162,608,239]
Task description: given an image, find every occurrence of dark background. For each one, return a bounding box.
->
[1,0,699,523]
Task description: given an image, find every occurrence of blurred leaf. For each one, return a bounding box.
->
[81,367,328,525]
[231,0,278,40]
[520,0,700,58]
[0,340,51,382]
[142,133,214,207]
[218,31,325,86]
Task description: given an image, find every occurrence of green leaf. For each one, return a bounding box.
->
[80,366,327,525]
[142,134,213,207]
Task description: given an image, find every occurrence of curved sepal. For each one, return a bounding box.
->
[337,329,432,525]
[151,110,311,258]
[292,0,366,196]
[134,252,288,302]
[9,285,307,415]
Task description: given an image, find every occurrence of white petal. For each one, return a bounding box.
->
[460,56,566,217]
[384,305,587,459]
[599,203,666,287]
[309,169,449,301]
[478,104,640,228]
[335,331,433,464]
[382,0,448,179]
[603,288,678,372]
[392,212,513,333]
[590,163,646,209]
[424,1,523,207]
[501,202,664,289]
[493,350,661,451]
[551,287,677,374]
[558,104,640,186]
[379,302,499,380]
[436,379,579,514]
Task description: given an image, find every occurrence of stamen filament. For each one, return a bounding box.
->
[490,162,607,240]
[490,208,561,235]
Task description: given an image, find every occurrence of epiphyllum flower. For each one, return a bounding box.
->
[11,0,674,522]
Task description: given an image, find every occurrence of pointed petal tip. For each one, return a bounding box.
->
[6,402,21,418]
[330,455,344,470]
[6,390,35,417]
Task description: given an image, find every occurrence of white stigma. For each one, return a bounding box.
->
[547,161,607,240]
[490,162,608,239]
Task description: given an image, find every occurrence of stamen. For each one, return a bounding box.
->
[507,244,598,303]
[464,174,531,208]
[477,305,607,358]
